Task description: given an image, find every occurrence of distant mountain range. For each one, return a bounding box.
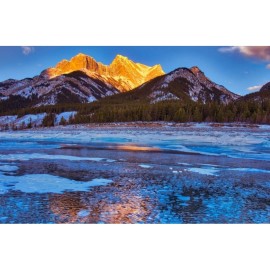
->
[0,53,270,121]
[0,53,164,109]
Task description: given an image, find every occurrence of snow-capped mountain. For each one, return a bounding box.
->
[0,53,164,108]
[44,53,165,92]
[0,71,119,107]
[132,66,240,104]
[0,53,240,115]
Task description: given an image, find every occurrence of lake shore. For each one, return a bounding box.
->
[1,121,268,132]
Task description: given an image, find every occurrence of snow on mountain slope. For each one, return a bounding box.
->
[0,115,17,126]
[149,90,179,103]
[137,67,240,104]
[0,70,119,107]
[14,113,47,127]
[0,114,47,129]
[55,111,76,125]
[0,111,78,130]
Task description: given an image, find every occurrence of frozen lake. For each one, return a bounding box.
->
[0,123,269,223]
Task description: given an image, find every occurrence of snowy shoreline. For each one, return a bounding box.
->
[1,121,270,132]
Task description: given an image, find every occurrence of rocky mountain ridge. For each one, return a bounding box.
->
[43,53,165,92]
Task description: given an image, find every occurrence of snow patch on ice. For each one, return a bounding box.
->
[258,125,270,130]
[187,167,219,176]
[139,164,153,168]
[199,163,223,167]
[0,153,111,162]
[0,173,113,194]
[178,162,192,166]
[105,159,116,163]
[230,168,270,174]
[88,178,113,186]
[0,165,18,172]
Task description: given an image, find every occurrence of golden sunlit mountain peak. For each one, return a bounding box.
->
[44,53,164,92]
[114,54,128,60]
[190,66,205,75]
[74,52,89,57]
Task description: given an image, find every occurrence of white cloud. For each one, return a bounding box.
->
[218,46,238,53]
[266,63,270,69]
[247,85,262,92]
[219,46,270,61]
[21,46,35,55]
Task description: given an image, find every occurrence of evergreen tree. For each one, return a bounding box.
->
[27,117,32,129]
[59,116,67,126]
[42,113,56,127]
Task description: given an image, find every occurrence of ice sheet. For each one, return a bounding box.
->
[1,124,270,161]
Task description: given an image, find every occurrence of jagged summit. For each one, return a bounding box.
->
[190,66,209,79]
[113,54,129,61]
[44,53,165,92]
[74,52,88,57]
[190,66,202,73]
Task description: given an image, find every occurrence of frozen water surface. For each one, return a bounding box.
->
[0,124,269,223]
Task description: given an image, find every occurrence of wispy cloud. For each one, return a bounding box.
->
[21,46,35,55]
[218,46,238,53]
[247,85,262,92]
[266,63,270,69]
[219,46,270,68]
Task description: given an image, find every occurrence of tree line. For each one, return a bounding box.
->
[2,98,270,128]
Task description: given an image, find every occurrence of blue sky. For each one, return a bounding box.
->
[0,46,270,96]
